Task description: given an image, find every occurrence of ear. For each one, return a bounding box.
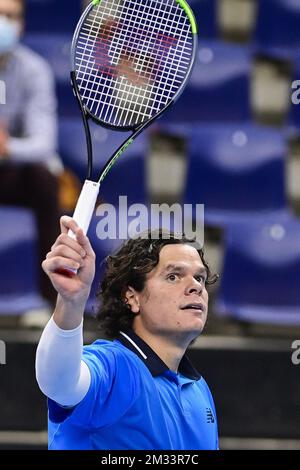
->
[123,286,140,314]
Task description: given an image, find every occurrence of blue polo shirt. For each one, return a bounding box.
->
[48,331,219,450]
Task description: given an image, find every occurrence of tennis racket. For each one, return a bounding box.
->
[63,0,198,274]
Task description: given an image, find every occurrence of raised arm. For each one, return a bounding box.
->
[35,216,96,406]
[43,215,96,329]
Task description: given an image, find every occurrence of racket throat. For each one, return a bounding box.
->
[71,71,93,180]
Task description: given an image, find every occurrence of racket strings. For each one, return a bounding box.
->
[78,1,190,117]
[79,1,190,120]
[81,2,190,82]
[74,0,194,127]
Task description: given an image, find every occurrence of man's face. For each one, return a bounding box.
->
[131,244,209,343]
[0,0,23,23]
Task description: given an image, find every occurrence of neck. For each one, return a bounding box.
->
[133,326,192,373]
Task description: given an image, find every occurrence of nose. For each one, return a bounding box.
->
[185,277,203,295]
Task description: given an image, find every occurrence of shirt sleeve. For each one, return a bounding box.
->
[8,55,58,163]
[48,342,141,430]
[35,317,91,407]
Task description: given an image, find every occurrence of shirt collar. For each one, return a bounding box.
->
[117,330,201,381]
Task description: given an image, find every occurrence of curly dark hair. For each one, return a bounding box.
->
[97,230,219,339]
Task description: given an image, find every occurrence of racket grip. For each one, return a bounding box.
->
[68,180,100,239]
[61,180,100,276]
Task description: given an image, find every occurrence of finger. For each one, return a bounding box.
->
[75,229,95,258]
[51,233,87,258]
[47,245,85,265]
[42,256,81,274]
[59,216,81,236]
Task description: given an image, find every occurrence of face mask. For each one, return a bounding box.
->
[0,15,20,55]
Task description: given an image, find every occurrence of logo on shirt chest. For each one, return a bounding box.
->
[206,407,215,424]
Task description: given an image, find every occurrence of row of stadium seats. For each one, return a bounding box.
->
[2,205,300,325]
[1,118,298,323]
[21,34,300,133]
[87,210,300,325]
[24,0,218,38]
[60,120,288,226]
[217,212,300,325]
[25,0,300,61]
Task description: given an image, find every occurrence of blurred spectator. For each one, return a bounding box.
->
[0,0,62,311]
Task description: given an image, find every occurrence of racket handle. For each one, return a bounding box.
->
[68,180,100,239]
[60,180,100,276]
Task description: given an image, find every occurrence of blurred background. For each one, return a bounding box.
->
[1,0,300,450]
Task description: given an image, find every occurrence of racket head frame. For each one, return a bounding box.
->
[70,0,198,133]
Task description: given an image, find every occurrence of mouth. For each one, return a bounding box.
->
[180,303,205,312]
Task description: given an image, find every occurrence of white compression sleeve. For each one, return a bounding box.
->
[35,317,91,407]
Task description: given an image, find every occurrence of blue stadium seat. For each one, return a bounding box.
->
[216,213,300,325]
[59,117,148,207]
[253,0,300,60]
[0,206,47,315]
[25,0,82,33]
[183,123,289,227]
[164,41,252,122]
[188,0,218,38]
[22,33,76,115]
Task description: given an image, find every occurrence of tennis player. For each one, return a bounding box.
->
[36,216,219,450]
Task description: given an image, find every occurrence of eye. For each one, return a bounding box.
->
[167,273,180,282]
[195,274,207,284]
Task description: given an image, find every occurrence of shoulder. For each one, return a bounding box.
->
[83,338,135,357]
[198,375,214,397]
[81,340,143,418]
[82,339,144,377]
[198,375,217,412]
[84,338,144,359]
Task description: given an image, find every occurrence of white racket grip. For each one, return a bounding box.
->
[68,180,100,240]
